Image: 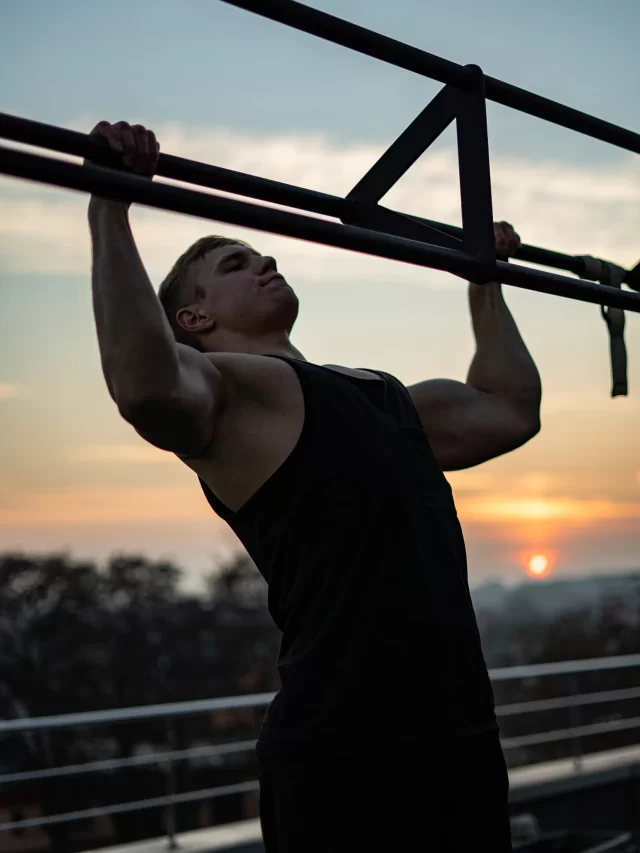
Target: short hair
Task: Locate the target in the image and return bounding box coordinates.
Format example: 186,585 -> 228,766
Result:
158,235 -> 255,350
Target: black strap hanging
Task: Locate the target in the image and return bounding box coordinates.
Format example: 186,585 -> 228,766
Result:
579,256 -> 628,397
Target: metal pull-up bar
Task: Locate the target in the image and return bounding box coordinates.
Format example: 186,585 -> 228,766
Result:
0,112 -> 638,313
221,0 -> 640,155
0,0 -> 639,318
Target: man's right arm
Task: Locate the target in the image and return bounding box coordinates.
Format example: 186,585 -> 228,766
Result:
87,121 -> 226,455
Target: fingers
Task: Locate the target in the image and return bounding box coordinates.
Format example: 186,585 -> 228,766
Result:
88,120 -> 159,177
114,121 -> 136,168
148,129 -> 160,165
90,120 -> 124,155
493,220 -> 521,259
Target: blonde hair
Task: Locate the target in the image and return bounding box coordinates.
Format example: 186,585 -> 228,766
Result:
158,235 -> 255,350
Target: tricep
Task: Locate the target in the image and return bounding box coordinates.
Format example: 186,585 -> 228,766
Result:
118,345 -> 228,457
407,378 -> 540,471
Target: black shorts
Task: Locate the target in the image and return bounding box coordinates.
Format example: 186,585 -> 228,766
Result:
257,731 -> 511,852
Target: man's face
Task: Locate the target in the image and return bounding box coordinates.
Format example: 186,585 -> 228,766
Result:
191,243 -> 299,336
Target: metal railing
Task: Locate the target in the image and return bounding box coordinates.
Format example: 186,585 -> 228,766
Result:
491,654 -> 640,766
1,653 -> 639,846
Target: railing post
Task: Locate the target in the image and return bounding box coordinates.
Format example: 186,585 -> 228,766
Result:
165,719 -> 179,850
569,675 -> 583,772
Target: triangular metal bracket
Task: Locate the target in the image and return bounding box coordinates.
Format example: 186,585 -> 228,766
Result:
342,64 -> 496,281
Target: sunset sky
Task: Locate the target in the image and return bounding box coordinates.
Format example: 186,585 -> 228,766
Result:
1,0 -> 639,591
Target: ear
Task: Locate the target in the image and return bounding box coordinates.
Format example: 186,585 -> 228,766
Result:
176,306 -> 216,335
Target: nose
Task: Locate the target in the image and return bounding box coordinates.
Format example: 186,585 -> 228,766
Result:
260,255 -> 277,274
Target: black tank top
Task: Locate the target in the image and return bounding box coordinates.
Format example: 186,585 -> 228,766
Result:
193,356 -> 497,757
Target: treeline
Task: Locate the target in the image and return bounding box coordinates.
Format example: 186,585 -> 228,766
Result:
0,550 -> 281,852
1,551 -> 639,850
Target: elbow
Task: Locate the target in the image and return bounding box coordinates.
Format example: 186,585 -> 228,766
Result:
116,388 -> 175,425
113,377 -> 182,423
523,396 -> 542,439
116,395 -> 154,426
512,388 -> 542,442
116,392 -> 178,427
516,412 -> 541,445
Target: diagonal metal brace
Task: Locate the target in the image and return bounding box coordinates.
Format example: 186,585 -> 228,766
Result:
346,84 -> 461,205
343,66 -> 496,281
342,201 -> 462,251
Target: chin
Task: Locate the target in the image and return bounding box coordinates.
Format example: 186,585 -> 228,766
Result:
274,287 -> 299,318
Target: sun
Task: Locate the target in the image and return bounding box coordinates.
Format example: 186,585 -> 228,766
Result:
527,554 -> 550,578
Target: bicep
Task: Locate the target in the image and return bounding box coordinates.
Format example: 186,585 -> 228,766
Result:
120,344 -> 227,456
407,378 -> 536,471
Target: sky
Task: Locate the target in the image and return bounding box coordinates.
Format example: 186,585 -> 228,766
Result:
1,0 -> 639,591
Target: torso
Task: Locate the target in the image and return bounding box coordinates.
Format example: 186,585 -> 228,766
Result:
175,352 -> 382,513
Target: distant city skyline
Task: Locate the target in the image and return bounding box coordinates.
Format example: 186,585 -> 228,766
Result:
1,0 -> 639,590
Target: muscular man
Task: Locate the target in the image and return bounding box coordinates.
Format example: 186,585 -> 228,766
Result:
88,120 -> 541,852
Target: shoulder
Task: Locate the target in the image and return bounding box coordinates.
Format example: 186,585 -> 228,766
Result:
205,351 -> 302,409
323,364 -> 383,381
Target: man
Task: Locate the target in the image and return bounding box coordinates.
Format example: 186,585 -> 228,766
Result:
88,120 -> 541,851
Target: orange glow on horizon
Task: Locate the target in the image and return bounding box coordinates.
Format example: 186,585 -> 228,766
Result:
457,496 -> 640,523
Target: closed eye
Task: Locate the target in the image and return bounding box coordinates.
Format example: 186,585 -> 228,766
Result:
221,249 -> 251,273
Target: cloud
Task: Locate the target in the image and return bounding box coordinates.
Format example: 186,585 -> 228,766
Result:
1,121 -> 639,286
0,383 -> 25,400
0,485 -> 223,526
67,443 -> 175,464
457,496 -> 640,524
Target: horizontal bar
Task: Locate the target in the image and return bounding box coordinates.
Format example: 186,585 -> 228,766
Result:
3,730 -> 637,833
0,111 -> 345,219
0,739 -> 257,785
484,75 -> 640,156
1,654 -> 638,736
2,146 -> 639,312
1,111 -> 637,289
491,653 -> 640,682
343,205 -> 462,251
497,686 -> 640,717
498,262 -> 638,307
219,0 -> 640,155
221,0 -> 468,88
9,684 -> 640,782
0,692 -> 273,735
0,780 -> 259,833
0,144 -> 482,271
416,216 -> 639,292
501,714 -> 640,750
5,688 -> 637,785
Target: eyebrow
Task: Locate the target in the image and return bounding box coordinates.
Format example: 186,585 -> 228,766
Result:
216,247 -> 258,271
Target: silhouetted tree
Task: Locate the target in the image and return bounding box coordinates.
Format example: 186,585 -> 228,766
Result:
0,549 -> 280,850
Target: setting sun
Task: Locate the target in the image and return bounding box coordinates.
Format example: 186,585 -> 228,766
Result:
527,554 -> 550,578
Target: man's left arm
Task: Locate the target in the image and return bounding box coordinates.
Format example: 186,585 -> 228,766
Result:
407,222 -> 542,471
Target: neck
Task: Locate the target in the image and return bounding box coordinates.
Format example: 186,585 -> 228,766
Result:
203,330 -> 306,361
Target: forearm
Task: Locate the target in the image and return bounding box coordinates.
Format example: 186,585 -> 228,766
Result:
466,281 -> 541,421
88,198 -> 180,409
